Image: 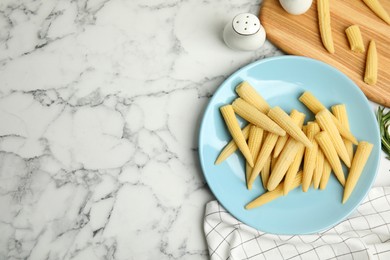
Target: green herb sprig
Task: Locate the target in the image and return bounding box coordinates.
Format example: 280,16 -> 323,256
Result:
377,107 -> 390,159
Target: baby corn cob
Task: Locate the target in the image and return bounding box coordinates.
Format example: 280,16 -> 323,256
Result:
343,141 -> 373,203
313,149 -> 324,189
284,126 -> 306,195
345,25 -> 365,53
232,98 -> 286,136
245,126 -> 264,188
249,133 -> 279,189
316,131 -> 345,186
302,122 -> 320,192
320,158 -> 332,190
268,106 -> 312,148
215,124 -> 251,165
245,172 -> 303,210
299,92 -> 358,145
331,104 -> 354,162
364,40 -> 378,85
317,0 -> 335,53
220,105 -> 253,167
316,109 -> 351,167
274,109 -> 306,158
284,143 -> 305,195
235,81 -> 270,114
267,138 -> 300,191
268,111 -> 305,191
362,0 -> 390,25
299,91 -> 326,114
261,155 -> 272,189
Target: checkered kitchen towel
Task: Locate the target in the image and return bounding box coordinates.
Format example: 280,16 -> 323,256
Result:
204,187 -> 390,260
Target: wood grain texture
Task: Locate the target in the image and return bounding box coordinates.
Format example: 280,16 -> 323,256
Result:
260,0 -> 390,107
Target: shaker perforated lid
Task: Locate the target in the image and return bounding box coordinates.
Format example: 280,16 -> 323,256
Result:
232,13 -> 260,35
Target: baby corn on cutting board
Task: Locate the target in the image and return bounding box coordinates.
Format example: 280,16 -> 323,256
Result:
260,0 -> 390,107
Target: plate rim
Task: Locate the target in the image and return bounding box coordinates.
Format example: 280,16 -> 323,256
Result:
198,55 -> 381,235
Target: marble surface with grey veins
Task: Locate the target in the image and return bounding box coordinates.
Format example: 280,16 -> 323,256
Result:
0,0 -> 389,259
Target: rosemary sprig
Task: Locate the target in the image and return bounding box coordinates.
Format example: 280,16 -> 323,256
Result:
377,107 -> 390,159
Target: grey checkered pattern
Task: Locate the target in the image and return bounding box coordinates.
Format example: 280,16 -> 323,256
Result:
204,187 -> 390,260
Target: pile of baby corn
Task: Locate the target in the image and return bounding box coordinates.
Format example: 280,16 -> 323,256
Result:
215,81 -> 374,210
317,0 -> 389,85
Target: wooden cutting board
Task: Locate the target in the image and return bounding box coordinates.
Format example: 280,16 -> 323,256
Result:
260,0 -> 390,107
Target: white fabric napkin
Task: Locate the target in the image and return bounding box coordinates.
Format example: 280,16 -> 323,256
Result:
204,187 -> 390,260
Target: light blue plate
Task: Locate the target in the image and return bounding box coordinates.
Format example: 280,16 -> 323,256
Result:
198,56 -> 380,235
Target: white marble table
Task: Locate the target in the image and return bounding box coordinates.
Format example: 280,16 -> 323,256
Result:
0,0 -> 389,259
